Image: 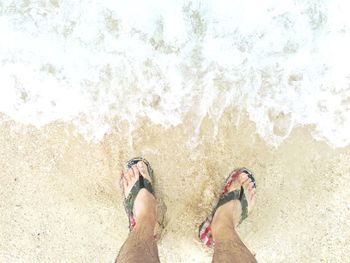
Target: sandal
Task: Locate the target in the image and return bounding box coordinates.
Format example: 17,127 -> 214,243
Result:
198,167 -> 256,248
122,157 -> 155,231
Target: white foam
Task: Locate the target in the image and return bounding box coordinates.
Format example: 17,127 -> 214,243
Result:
0,0 -> 349,147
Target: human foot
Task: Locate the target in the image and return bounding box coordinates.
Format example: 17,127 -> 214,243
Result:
211,171 -> 256,238
198,168 -> 257,247
121,160 -> 156,229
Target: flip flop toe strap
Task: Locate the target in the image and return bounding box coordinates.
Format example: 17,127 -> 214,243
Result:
239,172 -> 257,223
139,175 -> 154,195
199,169 -> 257,248
216,189 -> 241,209
239,189 -> 249,224
216,186 -> 249,225
124,176 -> 154,230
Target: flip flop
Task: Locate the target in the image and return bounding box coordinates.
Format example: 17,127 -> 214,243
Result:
198,167 -> 256,248
122,157 -> 155,232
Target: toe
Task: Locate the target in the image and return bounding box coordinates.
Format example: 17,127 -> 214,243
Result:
248,181 -> 254,190
250,188 -> 257,195
250,193 -> 257,205
137,161 -> 152,182
120,172 -> 129,197
242,177 -> 257,213
131,165 -> 140,180
137,161 -> 145,173
119,171 -> 124,183
248,187 -> 256,201
124,169 -> 132,182
239,173 -> 248,184
243,178 -> 250,190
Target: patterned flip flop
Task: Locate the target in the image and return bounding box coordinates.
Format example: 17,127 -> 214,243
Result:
198,168 -> 256,248
122,157 -> 155,231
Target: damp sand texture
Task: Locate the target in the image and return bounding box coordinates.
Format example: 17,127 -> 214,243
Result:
0,112 -> 349,262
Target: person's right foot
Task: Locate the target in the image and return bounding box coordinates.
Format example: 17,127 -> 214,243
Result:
211,172 -> 256,238
121,161 -> 156,226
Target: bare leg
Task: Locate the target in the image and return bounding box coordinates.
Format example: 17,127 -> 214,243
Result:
211,174 -> 257,263
116,162 -> 160,263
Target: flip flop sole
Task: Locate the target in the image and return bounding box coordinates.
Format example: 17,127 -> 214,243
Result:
123,157 -> 155,231
198,168 -> 256,248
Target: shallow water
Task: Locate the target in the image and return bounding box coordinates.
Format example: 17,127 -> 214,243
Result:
1,0 -> 350,146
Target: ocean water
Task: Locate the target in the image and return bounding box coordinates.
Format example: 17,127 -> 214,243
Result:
0,0 -> 349,147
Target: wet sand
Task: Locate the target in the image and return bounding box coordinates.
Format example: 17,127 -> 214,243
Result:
0,108 -> 349,262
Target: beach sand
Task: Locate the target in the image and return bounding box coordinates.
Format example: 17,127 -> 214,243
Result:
0,108 -> 349,262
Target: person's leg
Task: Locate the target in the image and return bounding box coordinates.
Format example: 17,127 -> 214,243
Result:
116,161 -> 160,263
211,174 -> 257,263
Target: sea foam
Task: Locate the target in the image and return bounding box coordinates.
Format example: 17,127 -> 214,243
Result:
0,0 -> 349,147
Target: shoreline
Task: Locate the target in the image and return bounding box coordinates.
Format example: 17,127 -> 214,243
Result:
0,109 -> 349,262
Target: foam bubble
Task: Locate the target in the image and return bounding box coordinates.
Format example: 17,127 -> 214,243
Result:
0,0 -> 349,146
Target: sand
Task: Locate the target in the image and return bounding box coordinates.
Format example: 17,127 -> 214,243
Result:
0,108 -> 349,262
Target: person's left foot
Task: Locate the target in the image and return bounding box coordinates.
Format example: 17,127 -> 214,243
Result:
121,161 -> 157,225
211,171 -> 256,238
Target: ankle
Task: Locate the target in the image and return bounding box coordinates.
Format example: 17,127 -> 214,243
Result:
134,212 -> 156,232
213,217 -> 242,244
211,201 -> 241,240
212,217 -> 234,238
212,205 -> 233,228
